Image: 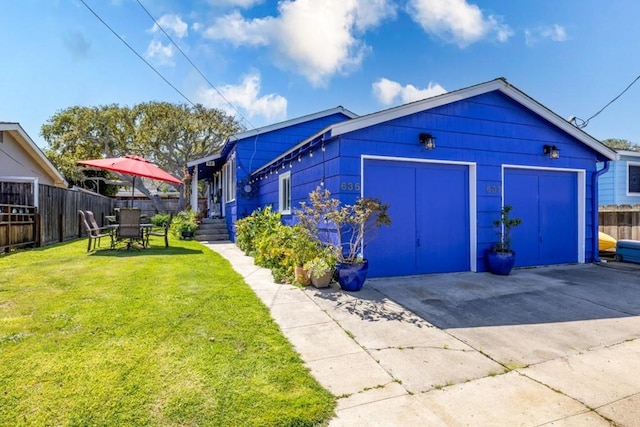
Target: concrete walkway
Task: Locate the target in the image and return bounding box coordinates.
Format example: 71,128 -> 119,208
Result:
202,242 -> 640,426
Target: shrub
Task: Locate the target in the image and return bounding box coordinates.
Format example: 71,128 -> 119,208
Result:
150,213 -> 171,227
169,210 -> 199,237
235,206 -> 281,256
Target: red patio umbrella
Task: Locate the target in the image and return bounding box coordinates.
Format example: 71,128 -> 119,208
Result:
78,155 -> 182,206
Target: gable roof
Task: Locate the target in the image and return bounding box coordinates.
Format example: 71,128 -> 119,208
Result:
328,78 -> 615,159
0,122 -> 68,187
228,106 -> 358,143
187,106 -> 358,169
252,78 -> 616,176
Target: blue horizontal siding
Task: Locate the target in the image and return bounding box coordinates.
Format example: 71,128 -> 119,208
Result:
334,91 -> 601,269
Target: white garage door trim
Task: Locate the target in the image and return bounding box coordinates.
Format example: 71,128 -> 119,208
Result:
361,155 -> 478,272
502,164 -> 586,264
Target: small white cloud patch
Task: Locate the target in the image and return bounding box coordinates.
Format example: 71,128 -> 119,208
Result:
407,0 -> 512,47
525,24 -> 567,46
373,78 -> 447,105
196,71 -> 288,122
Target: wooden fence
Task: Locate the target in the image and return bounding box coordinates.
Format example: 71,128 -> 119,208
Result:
0,204 -> 38,252
599,205 -> 640,240
39,185 -> 115,246
0,181 -> 115,249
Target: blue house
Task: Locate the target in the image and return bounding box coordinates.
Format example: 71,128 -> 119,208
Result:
187,107 -> 358,237
189,78 -> 616,277
598,150 -> 640,206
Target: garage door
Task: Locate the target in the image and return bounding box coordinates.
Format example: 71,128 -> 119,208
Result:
363,159 -> 470,277
504,168 -> 578,267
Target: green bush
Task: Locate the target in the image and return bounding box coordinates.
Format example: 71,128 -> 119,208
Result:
235,206 -> 282,256
237,209 -> 322,284
150,212 -> 171,227
170,210 -> 199,237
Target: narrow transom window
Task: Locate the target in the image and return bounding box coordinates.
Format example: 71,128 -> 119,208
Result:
279,171 -> 291,214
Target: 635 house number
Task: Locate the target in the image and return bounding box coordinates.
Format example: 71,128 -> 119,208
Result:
341,182 -> 361,191
486,185 -> 502,194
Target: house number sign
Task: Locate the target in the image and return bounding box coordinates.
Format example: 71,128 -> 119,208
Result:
486,185 -> 501,194
341,182 -> 361,191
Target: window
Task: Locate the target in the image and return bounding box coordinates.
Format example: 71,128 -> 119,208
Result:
279,171 -> 291,214
628,163 -> 640,195
222,155 -> 236,202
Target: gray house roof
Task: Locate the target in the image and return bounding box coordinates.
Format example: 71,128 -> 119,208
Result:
0,122 -> 68,187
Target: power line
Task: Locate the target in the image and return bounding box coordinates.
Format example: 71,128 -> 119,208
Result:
134,0 -> 256,130
78,0 -> 197,107
578,73 -> 640,129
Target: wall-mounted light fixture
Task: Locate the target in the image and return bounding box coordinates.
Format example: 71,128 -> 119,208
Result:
419,132 -> 436,150
543,144 -> 560,159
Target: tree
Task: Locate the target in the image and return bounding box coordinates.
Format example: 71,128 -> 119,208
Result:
42,102 -> 243,212
601,138 -> 640,152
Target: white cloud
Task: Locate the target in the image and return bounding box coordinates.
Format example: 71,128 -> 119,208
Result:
150,14 -> 189,38
206,0 -> 263,8
202,0 -> 397,86
196,71 -> 287,122
525,24 -> 567,46
145,40 -> 175,66
406,0 -> 512,47
373,78 -> 447,105
204,10 -> 273,46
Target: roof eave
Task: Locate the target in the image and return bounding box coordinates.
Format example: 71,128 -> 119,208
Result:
0,123 -> 69,187
328,78 -> 616,161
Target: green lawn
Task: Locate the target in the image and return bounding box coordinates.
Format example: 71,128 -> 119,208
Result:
0,238 -> 334,426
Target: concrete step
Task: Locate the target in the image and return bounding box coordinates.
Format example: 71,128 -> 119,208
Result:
196,218 -> 229,241
195,233 -> 230,241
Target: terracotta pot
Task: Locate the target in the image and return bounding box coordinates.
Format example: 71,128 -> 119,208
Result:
294,266 -> 311,286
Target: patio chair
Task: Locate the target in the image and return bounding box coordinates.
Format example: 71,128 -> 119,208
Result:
116,208 -> 143,250
86,211 -> 113,236
145,213 -> 173,249
78,210 -> 114,252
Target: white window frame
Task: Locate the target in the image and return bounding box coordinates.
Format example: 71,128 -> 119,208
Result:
279,171 -> 291,214
223,155 -> 236,203
627,161 -> 640,196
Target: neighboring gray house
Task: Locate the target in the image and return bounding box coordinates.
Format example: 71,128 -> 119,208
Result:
0,122 -> 67,207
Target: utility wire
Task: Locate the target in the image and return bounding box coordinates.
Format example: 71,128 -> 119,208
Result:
579,73 -> 640,129
78,0 -> 197,107
135,0 -> 256,130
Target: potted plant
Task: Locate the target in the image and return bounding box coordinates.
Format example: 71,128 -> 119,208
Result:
296,187 -> 391,291
486,205 -> 522,275
170,209 -> 199,240
303,248 -> 337,288
289,226 -> 320,286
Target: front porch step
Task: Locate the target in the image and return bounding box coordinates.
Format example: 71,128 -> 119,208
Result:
195,218 -> 229,241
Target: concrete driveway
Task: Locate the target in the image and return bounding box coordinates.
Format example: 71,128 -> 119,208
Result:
206,242 -> 640,426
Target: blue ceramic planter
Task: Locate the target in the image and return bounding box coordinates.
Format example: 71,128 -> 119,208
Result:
336,260 -> 369,291
486,250 -> 516,275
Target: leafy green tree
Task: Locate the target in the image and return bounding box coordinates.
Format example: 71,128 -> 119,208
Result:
601,138 -> 640,152
42,102 -> 243,211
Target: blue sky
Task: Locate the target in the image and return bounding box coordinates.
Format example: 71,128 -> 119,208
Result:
2,0 -> 639,149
